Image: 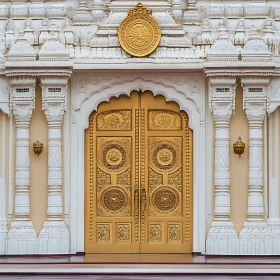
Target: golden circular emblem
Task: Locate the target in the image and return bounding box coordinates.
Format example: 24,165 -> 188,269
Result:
118,3 -> 161,57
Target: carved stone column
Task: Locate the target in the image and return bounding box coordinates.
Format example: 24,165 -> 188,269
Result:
0,178 -> 7,254
7,77 -> 37,255
239,77 -> 272,254
206,77 -> 239,254
268,110 -> 280,254
0,112 -> 8,254
38,77 -> 70,254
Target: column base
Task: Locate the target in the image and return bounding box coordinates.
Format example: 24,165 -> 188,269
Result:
0,222 -> 8,254
239,222 -> 272,254
6,221 -> 37,255
206,221 -> 239,254
268,222 -> 280,254
38,221 -> 70,254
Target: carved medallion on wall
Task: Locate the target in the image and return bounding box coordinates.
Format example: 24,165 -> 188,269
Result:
118,3 -> 161,57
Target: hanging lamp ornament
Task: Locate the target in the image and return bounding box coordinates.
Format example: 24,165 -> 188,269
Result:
118,3 -> 161,57
233,136 -> 245,158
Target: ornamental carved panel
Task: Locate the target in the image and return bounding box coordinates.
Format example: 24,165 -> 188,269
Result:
85,91 -> 193,254
97,110 -> 132,131
148,137 -> 182,217
148,110 -> 182,131
97,137 -> 132,217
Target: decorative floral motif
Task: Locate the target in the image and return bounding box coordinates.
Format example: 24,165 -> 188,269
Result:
152,186 -> 179,212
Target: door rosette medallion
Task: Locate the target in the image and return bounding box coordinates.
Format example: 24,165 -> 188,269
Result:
97,138 -> 131,173
152,186 -> 179,213
101,186 -> 128,214
118,3 -> 161,57
150,141 -> 180,173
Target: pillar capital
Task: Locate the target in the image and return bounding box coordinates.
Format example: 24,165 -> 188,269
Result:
208,77 -> 237,122
241,77 -> 269,122
40,77 -> 69,124
9,76 -> 36,123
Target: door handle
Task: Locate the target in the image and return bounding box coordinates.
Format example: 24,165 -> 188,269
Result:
141,185 -> 146,218
140,185 -> 146,243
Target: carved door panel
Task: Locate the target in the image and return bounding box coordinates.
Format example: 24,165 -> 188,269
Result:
139,92 -> 193,253
85,91 -> 192,253
85,91 -> 140,253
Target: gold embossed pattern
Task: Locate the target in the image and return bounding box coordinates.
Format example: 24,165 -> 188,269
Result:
85,91 -> 192,253
118,3 -> 161,57
149,110 -> 182,131
97,110 -> 132,131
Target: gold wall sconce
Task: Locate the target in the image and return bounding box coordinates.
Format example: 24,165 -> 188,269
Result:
33,140 -> 44,157
233,136 -> 245,158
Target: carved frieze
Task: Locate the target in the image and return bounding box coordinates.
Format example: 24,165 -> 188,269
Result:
244,3 -> 269,18
0,5 -> 8,19
208,4 -> 224,19
225,4 -> 243,18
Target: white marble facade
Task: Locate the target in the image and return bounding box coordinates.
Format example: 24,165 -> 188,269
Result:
1,0 -> 280,255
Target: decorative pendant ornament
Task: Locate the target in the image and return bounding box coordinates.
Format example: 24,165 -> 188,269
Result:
118,3 -> 161,57
33,140 -> 44,157
233,136 -> 245,158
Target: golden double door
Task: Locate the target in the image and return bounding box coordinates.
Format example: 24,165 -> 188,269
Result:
85,91 -> 193,253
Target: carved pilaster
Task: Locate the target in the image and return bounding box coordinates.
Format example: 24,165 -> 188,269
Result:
0,177 -> 7,254
239,77 -> 272,254
38,77 -> 70,254
7,76 -> 37,255
206,77 -> 239,254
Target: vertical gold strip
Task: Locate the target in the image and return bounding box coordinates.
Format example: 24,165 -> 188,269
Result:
180,111 -> 192,243
135,109 -> 139,243
140,108 -> 146,243
89,113 -> 95,243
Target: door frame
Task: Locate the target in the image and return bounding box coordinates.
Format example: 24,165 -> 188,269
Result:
70,73 -> 207,254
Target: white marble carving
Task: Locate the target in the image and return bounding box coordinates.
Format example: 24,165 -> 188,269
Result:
0,0 -> 279,257
239,77 -> 272,255
38,77 -> 70,254
6,77 -> 37,255
206,77 -> 239,255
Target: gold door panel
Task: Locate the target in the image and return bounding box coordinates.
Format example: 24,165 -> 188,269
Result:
85,91 -> 193,253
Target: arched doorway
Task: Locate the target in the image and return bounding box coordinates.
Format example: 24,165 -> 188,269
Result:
84,90 -> 193,253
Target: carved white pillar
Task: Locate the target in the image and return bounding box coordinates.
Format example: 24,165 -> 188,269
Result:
239,77 -> 272,254
0,113 -> 8,254
206,77 -> 239,254
268,110 -> 280,254
38,77 -> 70,254
7,77 -> 37,255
